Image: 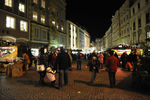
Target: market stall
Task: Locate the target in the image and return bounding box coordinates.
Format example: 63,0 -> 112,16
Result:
0,41 -> 23,77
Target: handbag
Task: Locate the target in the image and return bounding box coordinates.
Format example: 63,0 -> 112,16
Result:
37,65 -> 45,71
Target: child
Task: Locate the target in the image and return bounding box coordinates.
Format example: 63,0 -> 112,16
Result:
46,67 -> 56,86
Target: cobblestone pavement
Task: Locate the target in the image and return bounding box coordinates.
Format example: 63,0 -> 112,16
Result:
0,61 -> 150,100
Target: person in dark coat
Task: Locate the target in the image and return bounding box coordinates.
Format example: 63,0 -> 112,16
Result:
121,52 -> 128,69
28,48 -> 33,69
128,50 -> 137,71
76,51 -> 82,70
48,51 -> 53,66
38,48 -> 48,85
87,50 -> 100,84
56,47 -> 71,89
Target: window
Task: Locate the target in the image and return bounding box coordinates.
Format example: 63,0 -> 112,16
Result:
41,15 -> 45,24
133,8 -> 135,15
20,20 -> 28,32
61,26 -> 64,31
41,0 -> 45,8
138,18 -> 141,28
19,3 -> 25,13
138,3 -> 140,9
33,11 -> 38,21
33,0 -> 38,4
52,20 -> 55,25
6,16 -> 15,29
147,31 -> 150,38
56,25 -> 59,29
42,30 -> 47,40
133,22 -> 136,30
5,0 -> 12,7
145,0 -> 149,3
146,12 -> 150,24
34,28 -> 39,39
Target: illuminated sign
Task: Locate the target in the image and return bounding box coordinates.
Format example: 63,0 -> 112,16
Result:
0,46 -> 18,62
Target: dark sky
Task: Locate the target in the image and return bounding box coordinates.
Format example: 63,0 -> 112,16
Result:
66,0 -> 126,42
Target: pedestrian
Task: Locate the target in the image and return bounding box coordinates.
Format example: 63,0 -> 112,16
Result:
76,51 -> 82,70
128,50 -> 137,71
56,47 -> 71,89
105,50 -> 119,88
48,51 -> 53,66
68,49 -> 73,71
114,52 -> 119,59
52,51 -> 57,71
88,53 -> 100,84
136,54 -> 142,71
98,52 -> 104,69
38,47 -> 48,85
22,50 -> 30,72
34,56 -> 38,68
120,52 -> 128,69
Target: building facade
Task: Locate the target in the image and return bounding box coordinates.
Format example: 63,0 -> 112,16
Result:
119,0 -> 130,45
129,0 -> 150,47
111,10 -> 121,47
28,0 -> 49,50
78,28 -> 85,50
49,0 -> 67,49
84,30 -> 90,53
66,20 -> 90,52
97,0 -> 150,51
0,0 -> 29,43
66,20 -> 78,50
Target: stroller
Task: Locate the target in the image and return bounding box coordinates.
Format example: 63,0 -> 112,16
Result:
46,67 -> 56,86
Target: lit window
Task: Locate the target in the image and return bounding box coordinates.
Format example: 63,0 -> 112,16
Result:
41,15 -> 45,24
52,20 -> 55,25
147,31 -> 150,38
19,3 -> 25,13
20,20 -> 28,32
6,16 -> 15,29
56,25 -> 59,29
33,11 -> 38,21
41,0 -> 45,8
33,0 -> 38,4
5,0 -> 12,7
61,26 -> 64,31
42,30 -> 47,40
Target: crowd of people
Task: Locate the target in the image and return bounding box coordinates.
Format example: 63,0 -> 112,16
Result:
22,47 -> 143,89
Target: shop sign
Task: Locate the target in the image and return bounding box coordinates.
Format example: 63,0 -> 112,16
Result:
0,46 -> 17,62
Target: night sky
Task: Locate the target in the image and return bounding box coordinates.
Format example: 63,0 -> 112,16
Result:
66,0 -> 126,42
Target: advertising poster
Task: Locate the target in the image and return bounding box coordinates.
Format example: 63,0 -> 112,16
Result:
0,46 -> 18,62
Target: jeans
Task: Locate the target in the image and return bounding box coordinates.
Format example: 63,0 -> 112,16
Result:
39,71 -> 46,84
59,69 -> 68,88
100,63 -> 103,69
108,72 -> 116,88
90,70 -> 97,83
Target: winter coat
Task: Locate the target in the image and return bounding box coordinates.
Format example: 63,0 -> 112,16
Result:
56,51 -> 71,70
105,55 -> 119,72
23,53 -> 30,64
88,53 -> 100,72
88,59 -> 100,73
98,53 -> 104,64
38,53 -> 48,67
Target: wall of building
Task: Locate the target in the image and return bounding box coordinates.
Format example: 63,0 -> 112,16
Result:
0,0 -> 29,42
97,0 -> 150,51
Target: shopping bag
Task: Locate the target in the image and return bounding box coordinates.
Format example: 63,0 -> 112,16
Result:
37,65 -> 45,71
46,67 -> 56,82
46,73 -> 55,82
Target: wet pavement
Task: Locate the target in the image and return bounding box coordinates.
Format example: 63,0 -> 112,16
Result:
0,61 -> 150,100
